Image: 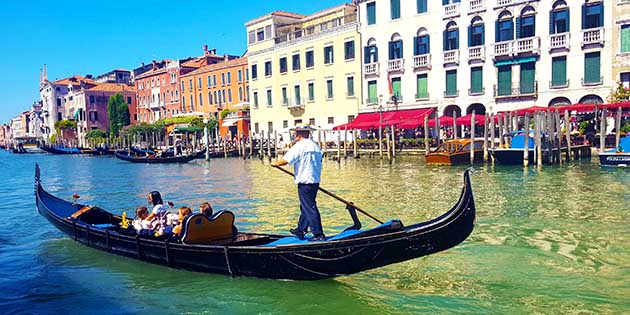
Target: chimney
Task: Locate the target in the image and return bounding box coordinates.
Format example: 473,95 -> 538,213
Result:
210,48 -> 217,55
152,60 -> 157,70
224,54 -> 229,62
203,44 -> 208,56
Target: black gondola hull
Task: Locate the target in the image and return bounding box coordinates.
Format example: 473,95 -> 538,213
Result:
114,152 -> 196,163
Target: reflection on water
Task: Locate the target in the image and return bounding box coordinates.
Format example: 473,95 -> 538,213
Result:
0,151 -> 628,314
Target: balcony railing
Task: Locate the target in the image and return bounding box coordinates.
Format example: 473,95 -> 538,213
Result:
469,0 -> 486,13
288,99 -> 305,109
515,37 -> 540,54
364,62 -> 379,76
549,33 -> 570,50
468,46 -> 485,61
493,81 -> 538,98
496,0 -> 512,6
444,3 -> 460,18
388,95 -> 403,104
493,41 -> 512,57
415,93 -> 430,101
582,28 -> 604,46
413,54 -> 431,69
444,90 -> 459,98
549,79 -> 570,89
274,13 -> 357,44
387,59 -> 404,72
468,87 -> 485,96
443,50 -> 460,64
582,77 -> 603,86
365,97 -> 378,105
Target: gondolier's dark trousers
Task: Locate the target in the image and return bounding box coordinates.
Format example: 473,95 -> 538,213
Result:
297,183 -> 323,236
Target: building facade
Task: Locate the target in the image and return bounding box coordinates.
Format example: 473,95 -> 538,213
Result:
356,0 -> 613,117
95,69 -> 131,84
180,57 -> 250,137
245,4 -> 362,136
0,124 -> 9,147
613,0 -> 630,88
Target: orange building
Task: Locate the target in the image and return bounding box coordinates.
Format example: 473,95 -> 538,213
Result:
180,57 -> 250,137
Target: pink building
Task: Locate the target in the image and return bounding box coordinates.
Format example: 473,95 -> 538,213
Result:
0,124 -> 8,147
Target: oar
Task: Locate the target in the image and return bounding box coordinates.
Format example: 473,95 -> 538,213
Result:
272,165 -> 384,224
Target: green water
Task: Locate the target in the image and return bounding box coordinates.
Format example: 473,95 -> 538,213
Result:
0,151 -> 628,314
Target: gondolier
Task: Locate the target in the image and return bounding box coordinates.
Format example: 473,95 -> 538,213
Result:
272,126 -> 325,241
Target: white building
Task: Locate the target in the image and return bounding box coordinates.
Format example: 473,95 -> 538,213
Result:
356,0 -> 613,117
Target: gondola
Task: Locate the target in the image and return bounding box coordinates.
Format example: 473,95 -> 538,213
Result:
40,145 -> 96,155
114,151 -> 196,164
34,164 -> 476,280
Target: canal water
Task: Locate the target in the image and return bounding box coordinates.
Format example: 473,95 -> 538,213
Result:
0,150 -> 627,314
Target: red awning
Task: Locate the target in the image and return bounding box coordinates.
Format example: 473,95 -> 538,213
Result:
514,106 -> 551,115
456,114 -> 485,126
333,108 -> 435,130
427,116 -> 454,127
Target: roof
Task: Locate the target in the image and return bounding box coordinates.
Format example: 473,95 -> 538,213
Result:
181,57 -> 248,77
86,83 -> 135,93
134,67 -> 168,80
52,75 -> 95,86
271,10 -> 306,19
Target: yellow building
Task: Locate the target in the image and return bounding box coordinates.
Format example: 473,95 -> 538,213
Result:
245,4 -> 361,138
613,1 -> 630,88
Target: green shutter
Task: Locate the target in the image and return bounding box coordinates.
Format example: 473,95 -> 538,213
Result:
471,67 -> 483,94
347,77 -> 355,96
584,52 -> 601,83
622,26 -> 630,53
391,0 -> 400,19
446,70 -> 457,96
520,62 -> 535,94
368,81 -> 378,102
497,65 -> 512,96
417,0 -> 427,13
392,78 -> 401,98
367,3 -> 376,25
308,83 -> 315,101
551,57 -> 567,87
417,74 -> 428,98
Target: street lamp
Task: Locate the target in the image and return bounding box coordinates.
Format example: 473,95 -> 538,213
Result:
203,117 -> 210,161
378,94 -> 384,159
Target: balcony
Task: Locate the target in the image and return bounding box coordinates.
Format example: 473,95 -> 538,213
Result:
582,77 -> 603,86
468,46 -> 485,61
496,0 -> 512,6
468,87 -> 485,96
549,33 -> 570,50
274,13 -> 357,44
493,81 -> 538,98
515,37 -> 540,54
288,99 -> 305,109
415,93 -> 430,101
549,79 -> 570,89
364,62 -> 379,76
493,41 -> 512,57
413,54 -> 431,69
469,0 -> 486,13
388,95 -> 403,104
582,28 -> 604,47
444,3 -> 460,19
443,50 -> 460,64
387,59 -> 404,72
365,97 -> 378,105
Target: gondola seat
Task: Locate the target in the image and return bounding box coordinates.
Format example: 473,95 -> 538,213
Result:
264,220 -> 404,246
180,211 -> 237,244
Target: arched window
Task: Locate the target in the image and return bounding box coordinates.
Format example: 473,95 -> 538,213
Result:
389,33 -> 403,60
443,21 -> 459,51
583,0 -> 603,30
550,1 -> 569,34
364,38 -> 379,64
199,93 -> 203,106
468,16 -> 485,47
496,11 -> 514,42
209,91 -> 213,105
518,6 -> 536,39
190,95 -> 194,112
414,28 -> 430,55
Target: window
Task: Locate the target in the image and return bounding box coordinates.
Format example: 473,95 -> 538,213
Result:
497,65 -> 512,96
246,69 -> 249,81
309,118 -> 315,126
344,41 -> 355,60
368,80 -> 378,103
182,96 -> 186,109
281,87 -> 288,105
348,115 -> 355,123
496,15 -> 514,42
280,57 -> 288,73
190,95 -> 194,111
305,51 -> 314,68
181,81 -> 185,92
221,73 -> 225,85
367,2 -> 376,25
551,56 -> 567,87
207,75 -> 212,87
444,23 -> 459,51
416,74 -> 428,99
346,76 -> 355,97
621,72 -> 630,89
324,46 -> 334,64
222,90 -> 226,104
248,31 -> 256,44
265,61 -> 272,77
294,85 -> 301,105
518,14 -> 536,39
520,62 -> 535,94
227,72 -> 232,84
294,119 -> 303,126
256,28 -> 265,41
266,89 -> 273,106
189,79 -> 193,91
127,97 -> 132,104
584,52 -> 601,84
391,77 -> 401,101
364,45 -> 379,63
199,93 -> 203,106
89,95 -> 95,104
325,79 -> 334,99
308,82 -> 315,101
292,54 -> 301,71
391,0 -> 400,20
213,75 -> 217,86
253,91 -> 259,107
254,123 -> 259,133
470,67 -> 483,94
328,117 -> 334,124
582,2 -> 603,30
389,38 -> 403,59
209,91 -> 213,105
238,70 -> 242,82
445,70 -> 457,96
550,7 -> 569,34
417,0 -> 427,14
622,25 -> 630,53
239,87 -> 243,101
414,35 -> 430,55
283,120 -> 288,129
57,112 -> 62,121
252,65 -> 258,79
227,89 -> 232,103
468,20 -> 485,47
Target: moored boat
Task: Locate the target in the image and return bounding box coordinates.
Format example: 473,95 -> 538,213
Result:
34,164 -> 476,280
41,145 -> 96,155
599,136 -> 630,167
426,139 -> 484,165
114,151 -> 196,163
490,131 -> 537,165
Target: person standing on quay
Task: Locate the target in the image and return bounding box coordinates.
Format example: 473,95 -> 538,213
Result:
272,126 -> 325,241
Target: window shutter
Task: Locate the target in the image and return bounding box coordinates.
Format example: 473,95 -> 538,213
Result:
454,29 -> 459,49
413,36 -> 419,55
532,15 -> 536,36
599,3 -> 604,28
364,47 -> 370,64
399,40 -> 403,58
468,25 -> 472,47
426,35 -> 431,54
549,11 -> 555,34
481,24 -> 485,45
566,9 -> 570,32
515,17 -> 521,39
520,62 -> 535,94
374,46 -> 379,62
389,41 -> 394,60
495,21 -> 500,42
443,30 -> 448,51
582,5 -> 587,30
442,0 -> 448,5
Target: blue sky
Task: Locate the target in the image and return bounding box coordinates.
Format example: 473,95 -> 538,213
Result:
0,0 -> 345,123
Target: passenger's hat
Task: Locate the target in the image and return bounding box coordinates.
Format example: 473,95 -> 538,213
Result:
290,125 -> 317,132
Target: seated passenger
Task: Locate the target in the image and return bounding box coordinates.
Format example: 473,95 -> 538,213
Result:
132,206 -> 154,235
172,207 -> 192,237
145,191 -> 167,224
199,202 -> 213,217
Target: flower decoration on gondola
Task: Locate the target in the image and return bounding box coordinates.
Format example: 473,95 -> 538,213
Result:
72,193 -> 80,205
120,211 -> 130,229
